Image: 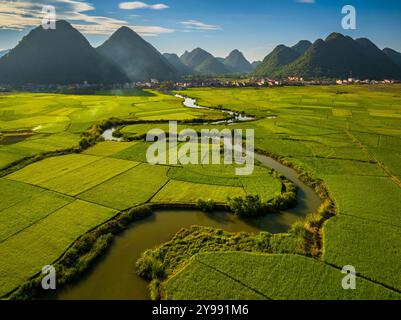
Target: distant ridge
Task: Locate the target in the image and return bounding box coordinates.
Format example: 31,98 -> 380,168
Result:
2,23 -> 401,83
253,33 -> 401,80
223,49 -> 253,73
180,48 -> 230,75
251,61 -> 262,70
0,21 -> 127,85
253,44 -> 300,77
383,48 -> 401,68
97,26 -> 178,82
292,40 -> 312,55
163,53 -> 193,76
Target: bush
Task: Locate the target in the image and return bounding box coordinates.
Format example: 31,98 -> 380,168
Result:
136,251 -> 165,280
228,195 -> 264,217
149,280 -> 161,300
197,199 -> 216,212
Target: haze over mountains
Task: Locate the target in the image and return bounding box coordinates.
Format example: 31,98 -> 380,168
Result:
97,26 -> 178,82
0,20 -> 400,85
0,50 -> 9,58
163,53 -> 192,76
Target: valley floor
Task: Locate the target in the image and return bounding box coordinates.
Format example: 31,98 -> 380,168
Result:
1,85 -> 401,299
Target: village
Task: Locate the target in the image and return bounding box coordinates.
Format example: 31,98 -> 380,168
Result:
0,76 -> 399,93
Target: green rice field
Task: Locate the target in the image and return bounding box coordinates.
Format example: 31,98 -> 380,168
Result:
1,85 -> 401,299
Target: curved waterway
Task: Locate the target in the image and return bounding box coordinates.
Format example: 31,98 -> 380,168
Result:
53,152 -> 321,300
101,128 -> 123,142
175,94 -> 255,123
54,96 -> 322,300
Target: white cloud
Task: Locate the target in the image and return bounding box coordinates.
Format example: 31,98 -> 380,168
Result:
0,0 -> 173,36
119,2 -> 169,10
179,20 -> 221,31
295,0 -> 316,3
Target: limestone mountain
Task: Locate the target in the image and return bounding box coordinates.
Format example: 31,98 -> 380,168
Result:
254,33 -> 401,80
0,20 -> 127,85
180,48 -> 230,75
223,49 -> 253,73
163,53 -> 193,76
253,44 -> 300,77
383,48 -> 401,68
292,40 -> 312,55
97,26 -> 178,82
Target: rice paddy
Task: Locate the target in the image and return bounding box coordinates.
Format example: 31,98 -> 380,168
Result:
1,84 -> 401,300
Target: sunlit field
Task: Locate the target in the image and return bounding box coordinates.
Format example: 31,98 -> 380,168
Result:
1,85 -> 401,299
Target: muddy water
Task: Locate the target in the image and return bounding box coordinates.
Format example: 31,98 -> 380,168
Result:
0,132 -> 36,145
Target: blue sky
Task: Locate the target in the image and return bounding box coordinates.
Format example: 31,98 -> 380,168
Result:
0,0 -> 400,61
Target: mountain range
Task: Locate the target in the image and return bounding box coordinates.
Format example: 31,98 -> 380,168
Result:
0,21 -> 127,85
0,21 -> 400,85
180,48 -> 229,75
223,49 -> 253,73
383,48 -> 401,68
179,48 -> 255,75
254,33 -> 401,80
163,53 -> 193,76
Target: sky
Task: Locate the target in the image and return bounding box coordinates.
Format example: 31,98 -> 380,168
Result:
0,0 -> 401,61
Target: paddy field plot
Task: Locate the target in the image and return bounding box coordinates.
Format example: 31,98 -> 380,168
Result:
168,165 -> 242,187
7,154 -> 101,185
151,180 -> 246,204
34,158 -> 138,196
0,178 -> 44,211
7,154 -> 138,196
0,190 -> 73,242
294,157 -> 386,177
0,90 -> 210,169
78,164 -> 169,210
0,200 -> 117,297
323,215 -> 401,292
164,253 -> 400,300
164,257 -> 265,300
323,174 -> 401,227
83,141 -> 137,157
168,164 -> 282,202
240,174 -> 282,202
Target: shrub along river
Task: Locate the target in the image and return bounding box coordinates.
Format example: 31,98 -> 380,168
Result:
52,96 -> 322,300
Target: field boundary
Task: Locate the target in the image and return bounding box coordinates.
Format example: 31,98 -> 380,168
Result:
195,259 -> 270,299
346,130 -> 401,189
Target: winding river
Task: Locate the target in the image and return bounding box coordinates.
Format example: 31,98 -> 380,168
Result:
53,95 -> 322,300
